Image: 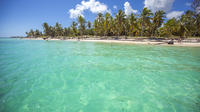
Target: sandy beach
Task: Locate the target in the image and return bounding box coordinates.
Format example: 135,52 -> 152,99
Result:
66,38 -> 200,47
22,38 -> 200,47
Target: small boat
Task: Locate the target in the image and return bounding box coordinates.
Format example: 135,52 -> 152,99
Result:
168,39 -> 174,44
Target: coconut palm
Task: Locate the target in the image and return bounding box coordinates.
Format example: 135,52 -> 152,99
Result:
139,8 -> 153,37
94,13 -> 104,36
194,14 -> 200,36
26,29 -> 35,37
63,27 -> 70,37
160,18 -> 179,37
191,0 -> 200,36
71,21 -> 78,36
55,22 -> 63,37
104,12 -> 112,36
87,21 -> 93,35
191,0 -> 200,13
128,13 -> 139,36
87,21 -> 91,29
109,16 -> 116,36
152,10 -> 165,37
179,10 -> 195,37
115,10 -> 126,36
34,29 -> 42,37
42,22 -> 51,36
49,26 -> 55,37
78,16 -> 86,36
93,19 -> 98,36
26,5 -> 200,39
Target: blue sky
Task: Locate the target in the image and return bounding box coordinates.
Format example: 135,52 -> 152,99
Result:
0,0 -> 193,37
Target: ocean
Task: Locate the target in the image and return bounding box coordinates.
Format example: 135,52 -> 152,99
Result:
0,38 -> 200,112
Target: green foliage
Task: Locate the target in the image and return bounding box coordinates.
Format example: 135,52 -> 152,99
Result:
71,21 -> 78,36
42,22 -> 51,36
160,18 -> 180,37
115,10 -> 126,36
139,8 -> 153,37
152,10 -> 165,37
26,1 -> 200,39
78,16 -> 86,36
87,21 -> 94,35
55,22 -> 63,37
26,29 -> 42,38
104,12 -> 112,36
93,13 -> 105,36
127,13 -> 139,36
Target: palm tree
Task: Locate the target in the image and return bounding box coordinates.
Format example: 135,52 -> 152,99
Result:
179,11 -> 195,37
192,0 -> 200,36
128,13 -> 139,36
26,29 -> 35,37
49,26 -> 55,37
115,10 -> 126,36
71,21 -> 78,36
26,6 -> 200,38
87,21 -> 93,35
160,18 -> 179,37
152,10 -> 165,37
194,14 -> 200,36
109,16 -> 116,36
124,17 -> 130,37
63,27 -> 70,37
34,29 -> 42,37
88,21 -> 91,29
93,19 -> 98,36
42,22 -> 51,36
55,22 -> 63,37
191,0 -> 200,13
104,12 -> 112,36
78,16 -> 86,36
139,8 -> 153,37
94,13 -> 104,36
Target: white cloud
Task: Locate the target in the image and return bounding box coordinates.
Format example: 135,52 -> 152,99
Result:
166,11 -> 184,19
124,2 -> 137,16
196,6 -> 200,14
113,5 -> 117,10
69,8 -> 84,18
69,0 -> 109,18
185,2 -> 192,7
144,0 -> 175,12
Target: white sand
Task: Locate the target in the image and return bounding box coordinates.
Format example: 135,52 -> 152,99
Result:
66,39 -> 200,47
23,38 -> 200,47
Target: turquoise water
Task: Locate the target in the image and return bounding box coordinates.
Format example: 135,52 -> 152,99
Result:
0,38 -> 200,112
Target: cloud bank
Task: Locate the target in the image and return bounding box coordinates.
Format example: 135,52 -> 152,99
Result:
69,0 -> 109,18
144,0 -> 175,12
144,0 -> 185,20
69,0 -> 186,19
166,11 -> 184,19
124,2 -> 137,16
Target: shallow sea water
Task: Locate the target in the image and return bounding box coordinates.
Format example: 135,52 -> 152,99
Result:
0,38 -> 200,112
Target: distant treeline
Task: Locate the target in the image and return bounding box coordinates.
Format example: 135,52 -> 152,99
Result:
26,0 -> 200,38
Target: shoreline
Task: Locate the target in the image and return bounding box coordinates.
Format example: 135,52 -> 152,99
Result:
22,38 -> 200,47
69,39 -> 200,47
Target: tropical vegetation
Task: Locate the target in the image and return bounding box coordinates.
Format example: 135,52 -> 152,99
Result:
26,0 -> 200,39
